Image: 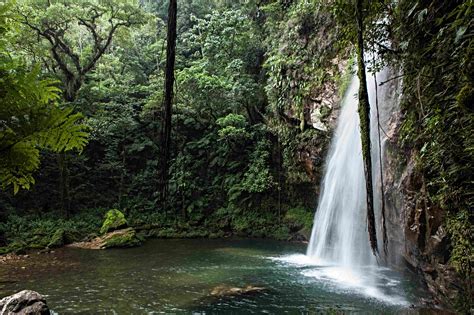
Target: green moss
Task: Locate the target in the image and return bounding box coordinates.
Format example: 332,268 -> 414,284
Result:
100,209 -> 127,234
446,209 -> 473,275
337,55 -> 355,98
102,228 -> 142,248
447,209 -> 473,312
456,83 -> 473,110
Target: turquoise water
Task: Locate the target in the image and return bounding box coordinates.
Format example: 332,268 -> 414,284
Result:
0,239 -> 430,314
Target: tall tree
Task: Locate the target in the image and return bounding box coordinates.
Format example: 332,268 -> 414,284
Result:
18,0 -> 145,102
17,0 -> 145,212
355,0 -> 377,255
160,0 -> 177,202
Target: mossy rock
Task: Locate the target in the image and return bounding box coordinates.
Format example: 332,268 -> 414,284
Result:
47,229 -> 65,248
100,209 -> 127,234
185,229 -> 209,238
101,228 -> 142,249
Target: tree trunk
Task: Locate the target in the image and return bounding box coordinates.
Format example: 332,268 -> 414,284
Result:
160,0 -> 178,203
356,0 -> 378,256
374,74 -> 388,255
57,152 -> 70,217
57,75 -> 82,212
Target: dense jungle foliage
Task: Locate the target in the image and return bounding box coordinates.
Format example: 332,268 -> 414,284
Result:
0,0 -> 472,310
0,0 -> 333,248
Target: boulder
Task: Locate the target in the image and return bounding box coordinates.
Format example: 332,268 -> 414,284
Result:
101,228 -> 141,249
0,290 -> 50,315
100,209 -> 127,234
290,227 -> 311,242
68,228 -> 142,250
210,285 -> 265,297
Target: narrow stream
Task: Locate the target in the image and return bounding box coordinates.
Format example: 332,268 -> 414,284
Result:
0,239 -> 429,314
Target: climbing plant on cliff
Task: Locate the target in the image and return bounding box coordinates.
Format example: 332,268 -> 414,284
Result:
392,0 -> 473,310
355,0 -> 377,256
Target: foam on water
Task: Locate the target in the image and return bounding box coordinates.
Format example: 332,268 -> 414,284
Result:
271,254 -> 409,306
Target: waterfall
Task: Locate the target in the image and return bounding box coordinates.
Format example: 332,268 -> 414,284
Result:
273,69 -> 409,305
306,69 -> 391,268
273,68 -> 409,306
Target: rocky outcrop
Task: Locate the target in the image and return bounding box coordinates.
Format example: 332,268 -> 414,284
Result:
0,290 -> 50,315
68,228 -> 141,250
100,209 -> 128,234
382,109 -> 467,309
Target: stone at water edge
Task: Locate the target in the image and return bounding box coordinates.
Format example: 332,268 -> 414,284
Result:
67,228 -> 142,249
100,228 -> 142,249
0,290 -> 50,315
210,285 -> 266,297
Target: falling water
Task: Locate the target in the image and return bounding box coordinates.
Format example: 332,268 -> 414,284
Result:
306,74 -> 376,266
274,69 -> 410,305
307,66 -> 395,268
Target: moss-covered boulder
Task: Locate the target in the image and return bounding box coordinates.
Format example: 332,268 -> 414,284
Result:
101,228 -> 141,249
67,228 -> 142,250
100,209 -> 127,234
47,229 -> 65,248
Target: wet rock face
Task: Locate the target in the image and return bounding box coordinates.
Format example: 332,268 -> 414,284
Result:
0,290 -> 50,315
382,114 -> 464,309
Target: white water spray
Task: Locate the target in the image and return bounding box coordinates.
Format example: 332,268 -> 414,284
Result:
306,74 -> 375,267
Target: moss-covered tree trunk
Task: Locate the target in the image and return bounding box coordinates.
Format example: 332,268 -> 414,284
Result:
160,0 -> 178,203
356,0 -> 378,256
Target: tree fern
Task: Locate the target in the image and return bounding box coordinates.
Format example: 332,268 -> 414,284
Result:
0,2 -> 89,193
